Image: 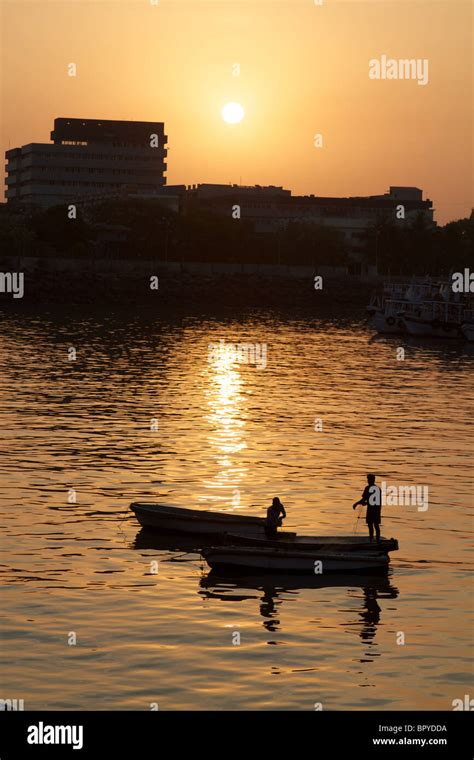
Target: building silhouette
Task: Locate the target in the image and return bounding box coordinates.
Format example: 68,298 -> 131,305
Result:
185,183 -> 434,254
4,118 -> 434,261
5,118 -> 167,207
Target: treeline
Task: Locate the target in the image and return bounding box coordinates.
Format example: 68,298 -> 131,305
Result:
1,199 -> 473,273
0,200 -> 346,266
362,213 -> 474,274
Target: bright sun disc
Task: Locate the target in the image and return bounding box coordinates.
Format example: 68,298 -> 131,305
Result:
222,102 -> 244,124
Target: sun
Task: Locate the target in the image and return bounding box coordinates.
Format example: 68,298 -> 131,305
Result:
221,102 -> 245,125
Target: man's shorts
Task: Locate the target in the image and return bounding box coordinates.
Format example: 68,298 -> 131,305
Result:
366,505 -> 381,525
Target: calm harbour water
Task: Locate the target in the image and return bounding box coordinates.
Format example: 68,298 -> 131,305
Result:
0,306 -> 473,710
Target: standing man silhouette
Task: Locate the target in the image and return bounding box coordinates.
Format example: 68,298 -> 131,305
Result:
353,473 -> 382,543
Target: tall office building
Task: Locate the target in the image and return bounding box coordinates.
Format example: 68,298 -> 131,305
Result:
5,118 -> 167,207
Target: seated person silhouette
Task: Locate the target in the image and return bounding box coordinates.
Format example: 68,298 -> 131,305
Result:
265,497 -> 286,538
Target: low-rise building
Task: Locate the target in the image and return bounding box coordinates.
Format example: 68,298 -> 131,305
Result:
185,184 -> 434,252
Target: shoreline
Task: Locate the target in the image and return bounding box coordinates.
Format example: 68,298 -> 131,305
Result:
0,261 -> 375,310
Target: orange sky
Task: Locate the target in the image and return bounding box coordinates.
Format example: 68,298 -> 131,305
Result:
1,0 -> 472,224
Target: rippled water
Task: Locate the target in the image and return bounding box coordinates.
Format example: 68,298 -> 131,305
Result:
0,306 -> 472,710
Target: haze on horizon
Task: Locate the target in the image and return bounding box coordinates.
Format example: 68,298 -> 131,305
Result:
1,0 -> 472,225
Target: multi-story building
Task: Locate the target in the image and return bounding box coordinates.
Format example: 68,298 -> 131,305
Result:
5,118 -> 167,207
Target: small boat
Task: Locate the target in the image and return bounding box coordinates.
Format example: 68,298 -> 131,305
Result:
224,532 -> 398,554
201,546 -> 390,574
130,502 -> 275,537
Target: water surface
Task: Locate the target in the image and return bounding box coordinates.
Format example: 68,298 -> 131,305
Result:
0,307 -> 472,709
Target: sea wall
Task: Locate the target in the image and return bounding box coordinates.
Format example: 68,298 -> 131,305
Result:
0,256 -> 382,309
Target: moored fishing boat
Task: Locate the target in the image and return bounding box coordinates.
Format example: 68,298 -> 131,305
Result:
372,298 -> 428,334
367,282 -> 410,334
368,279 -> 435,335
201,546 -> 390,574
372,298 -> 408,334
403,301 -> 464,338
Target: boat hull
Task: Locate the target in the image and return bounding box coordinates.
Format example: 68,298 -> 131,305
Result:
202,547 -> 390,574
404,317 -> 461,338
130,502 -> 267,536
225,532 -> 398,553
372,311 -> 406,334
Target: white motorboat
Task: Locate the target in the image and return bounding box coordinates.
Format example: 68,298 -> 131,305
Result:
403,301 -> 464,338
368,279 -> 435,334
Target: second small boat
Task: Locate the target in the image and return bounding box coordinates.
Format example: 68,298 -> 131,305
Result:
201,546 -> 390,574
224,532 -> 398,553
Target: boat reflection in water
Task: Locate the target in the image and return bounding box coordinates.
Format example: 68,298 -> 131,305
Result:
133,526 -> 223,553
133,527 -> 399,645
199,571 -> 399,644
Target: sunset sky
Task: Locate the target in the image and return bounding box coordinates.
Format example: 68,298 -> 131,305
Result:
1,0 -> 472,224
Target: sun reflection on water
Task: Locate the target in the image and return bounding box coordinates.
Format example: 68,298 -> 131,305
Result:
201,344 -> 248,510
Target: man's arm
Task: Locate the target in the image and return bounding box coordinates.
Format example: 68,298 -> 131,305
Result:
353,488 -> 368,509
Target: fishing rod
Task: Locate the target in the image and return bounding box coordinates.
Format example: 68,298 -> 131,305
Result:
353,504 -> 362,534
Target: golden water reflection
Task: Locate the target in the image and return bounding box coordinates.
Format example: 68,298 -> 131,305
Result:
200,572 -> 400,649
200,345 -> 248,510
